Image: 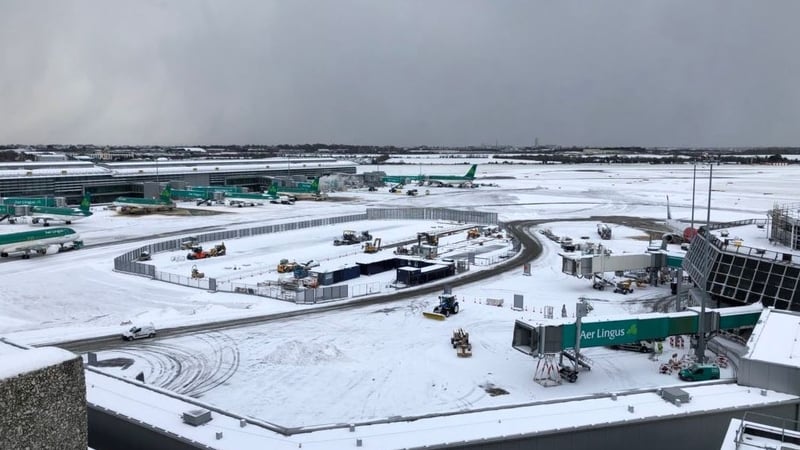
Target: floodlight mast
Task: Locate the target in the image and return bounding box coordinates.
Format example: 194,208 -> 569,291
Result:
695,163 -> 713,363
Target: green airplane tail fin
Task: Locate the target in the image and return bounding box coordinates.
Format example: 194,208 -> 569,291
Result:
267,184 -> 278,197
464,164 -> 477,179
311,177 -> 319,192
79,192 -> 91,213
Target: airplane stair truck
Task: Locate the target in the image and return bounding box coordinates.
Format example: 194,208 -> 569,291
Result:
363,238 -> 382,253
423,292 -> 460,320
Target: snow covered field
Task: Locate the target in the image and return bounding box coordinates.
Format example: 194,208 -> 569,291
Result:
1,161 -> 797,428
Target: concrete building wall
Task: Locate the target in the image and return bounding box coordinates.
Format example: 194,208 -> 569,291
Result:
0,355 -> 87,449
739,359 -> 800,396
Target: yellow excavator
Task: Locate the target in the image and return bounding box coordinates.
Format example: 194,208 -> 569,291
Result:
364,238 -> 382,253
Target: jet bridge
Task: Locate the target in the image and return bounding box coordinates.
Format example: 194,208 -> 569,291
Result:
512,304 -> 762,356
561,251 -> 666,278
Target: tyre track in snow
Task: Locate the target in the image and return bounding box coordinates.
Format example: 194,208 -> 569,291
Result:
108,331 -> 239,398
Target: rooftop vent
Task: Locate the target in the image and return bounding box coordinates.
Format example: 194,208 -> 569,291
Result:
182,409 -> 212,426
661,387 -> 691,406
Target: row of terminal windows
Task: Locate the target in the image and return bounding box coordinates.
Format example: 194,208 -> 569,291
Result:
685,235 -> 800,311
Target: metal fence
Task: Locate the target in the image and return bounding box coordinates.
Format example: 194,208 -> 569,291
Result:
153,270 -> 211,290
350,281 -> 383,298
367,207 -> 497,225
113,208 -> 498,302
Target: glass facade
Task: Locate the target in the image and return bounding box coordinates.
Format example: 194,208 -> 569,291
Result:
683,230 -> 800,311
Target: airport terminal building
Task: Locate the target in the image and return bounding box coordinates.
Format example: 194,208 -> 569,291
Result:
683,228 -> 800,312
0,158 -> 357,203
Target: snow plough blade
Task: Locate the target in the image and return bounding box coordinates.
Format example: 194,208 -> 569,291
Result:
423,311 -> 447,321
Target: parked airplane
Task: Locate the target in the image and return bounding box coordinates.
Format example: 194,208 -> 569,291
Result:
381,164 -> 478,186
30,193 -> 93,226
113,186 -> 176,213
0,227 -> 84,258
663,195 -> 698,245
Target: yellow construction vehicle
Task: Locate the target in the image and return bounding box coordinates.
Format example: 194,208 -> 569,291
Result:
451,328 -> 472,357
466,228 -> 480,239
277,258 -> 297,273
208,242 -> 226,257
364,238 -> 382,253
614,279 -> 635,295
191,265 -> 205,279
417,232 -> 439,246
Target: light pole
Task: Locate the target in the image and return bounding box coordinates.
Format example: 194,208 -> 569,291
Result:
690,164 -> 696,231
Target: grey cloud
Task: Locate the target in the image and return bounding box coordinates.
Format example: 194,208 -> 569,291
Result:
1,0 -> 799,147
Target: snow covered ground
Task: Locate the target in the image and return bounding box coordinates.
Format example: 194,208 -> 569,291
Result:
1,161 -> 797,429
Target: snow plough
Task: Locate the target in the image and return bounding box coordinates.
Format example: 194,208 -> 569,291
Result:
423,292 -> 460,320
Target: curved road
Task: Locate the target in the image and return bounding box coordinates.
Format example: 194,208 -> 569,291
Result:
56,215 -> 667,353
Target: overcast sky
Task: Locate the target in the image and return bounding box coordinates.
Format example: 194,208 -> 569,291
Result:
1,1 -> 798,147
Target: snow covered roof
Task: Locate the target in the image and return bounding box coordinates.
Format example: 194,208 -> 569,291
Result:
86,368 -> 797,450
744,308 -> 800,368
720,415 -> 800,450
0,341 -> 77,380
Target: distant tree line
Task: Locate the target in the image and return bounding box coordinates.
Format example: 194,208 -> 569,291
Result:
0,150 -> 32,162
495,153 -> 796,165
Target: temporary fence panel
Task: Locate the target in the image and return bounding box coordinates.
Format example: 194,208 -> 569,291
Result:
366,207 -> 497,225
351,282 -> 382,298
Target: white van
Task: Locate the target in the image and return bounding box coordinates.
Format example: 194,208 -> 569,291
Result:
122,324 -> 156,341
